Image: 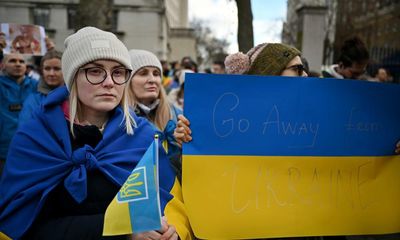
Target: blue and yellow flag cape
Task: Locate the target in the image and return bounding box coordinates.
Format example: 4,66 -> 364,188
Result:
103,136 -> 162,234
183,73 -> 400,239
0,86 -> 192,240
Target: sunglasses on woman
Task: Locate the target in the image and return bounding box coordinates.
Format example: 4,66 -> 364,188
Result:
284,64 -> 306,76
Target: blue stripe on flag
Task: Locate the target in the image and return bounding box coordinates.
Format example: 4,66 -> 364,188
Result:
184,73 -> 400,157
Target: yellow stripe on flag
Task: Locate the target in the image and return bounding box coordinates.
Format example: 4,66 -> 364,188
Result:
103,197 -> 132,236
0,232 -> 11,240
162,140 -> 168,153
182,155 -> 400,239
165,177 -> 194,240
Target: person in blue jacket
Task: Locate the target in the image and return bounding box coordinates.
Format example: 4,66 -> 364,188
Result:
0,52 -> 37,174
19,50 -> 64,125
0,27 -> 191,240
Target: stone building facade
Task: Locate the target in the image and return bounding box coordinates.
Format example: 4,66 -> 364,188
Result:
0,0 -> 196,62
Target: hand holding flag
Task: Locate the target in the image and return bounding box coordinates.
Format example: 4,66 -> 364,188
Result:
132,216 -> 179,240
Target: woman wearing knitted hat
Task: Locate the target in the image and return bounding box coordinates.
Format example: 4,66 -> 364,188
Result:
174,43 -> 308,149
0,27 -> 188,240
127,49 -> 191,181
224,43 -> 308,77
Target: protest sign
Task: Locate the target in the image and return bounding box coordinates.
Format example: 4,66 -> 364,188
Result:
0,23 -> 46,55
183,73 -> 400,239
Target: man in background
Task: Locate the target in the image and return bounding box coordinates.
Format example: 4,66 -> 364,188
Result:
0,52 -> 37,175
374,67 -> 390,83
211,60 -> 225,74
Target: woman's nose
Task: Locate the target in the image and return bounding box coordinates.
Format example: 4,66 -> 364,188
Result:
102,72 -> 115,86
148,74 -> 157,83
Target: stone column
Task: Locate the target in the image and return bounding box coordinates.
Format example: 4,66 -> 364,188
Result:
297,6 -> 327,73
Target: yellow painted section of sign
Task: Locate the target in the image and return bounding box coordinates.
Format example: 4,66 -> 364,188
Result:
182,155 -> 400,239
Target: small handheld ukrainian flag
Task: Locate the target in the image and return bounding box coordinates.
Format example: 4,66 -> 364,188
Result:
103,135 -> 162,235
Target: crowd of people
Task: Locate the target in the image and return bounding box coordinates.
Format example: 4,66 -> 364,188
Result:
0,26 -> 398,240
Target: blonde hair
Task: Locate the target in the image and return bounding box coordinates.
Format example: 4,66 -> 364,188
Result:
127,75 -> 172,131
68,74 -> 136,137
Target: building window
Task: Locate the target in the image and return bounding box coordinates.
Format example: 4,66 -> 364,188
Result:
111,10 -> 119,32
68,7 -> 77,30
32,8 -> 50,28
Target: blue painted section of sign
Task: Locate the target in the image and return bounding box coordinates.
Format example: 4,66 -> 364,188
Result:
183,73 -> 400,156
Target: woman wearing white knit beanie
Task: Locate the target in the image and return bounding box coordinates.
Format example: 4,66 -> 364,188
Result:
0,27 -> 190,240
126,49 -> 192,181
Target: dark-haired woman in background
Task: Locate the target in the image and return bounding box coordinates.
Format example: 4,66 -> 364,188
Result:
322,36 -> 369,80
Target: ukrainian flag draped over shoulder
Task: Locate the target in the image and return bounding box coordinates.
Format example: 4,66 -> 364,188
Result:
0,86 -> 192,239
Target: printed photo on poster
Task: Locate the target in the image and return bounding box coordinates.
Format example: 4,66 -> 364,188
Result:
0,23 -> 46,55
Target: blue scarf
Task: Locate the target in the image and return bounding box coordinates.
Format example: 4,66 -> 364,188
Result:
157,120 -> 181,160
0,86 -> 175,239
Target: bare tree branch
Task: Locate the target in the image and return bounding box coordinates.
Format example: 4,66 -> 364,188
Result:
235,0 -> 254,52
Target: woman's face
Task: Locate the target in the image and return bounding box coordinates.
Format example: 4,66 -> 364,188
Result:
338,61 -> 368,79
76,60 -> 127,116
130,66 -> 161,105
42,58 -> 64,88
281,56 -> 308,77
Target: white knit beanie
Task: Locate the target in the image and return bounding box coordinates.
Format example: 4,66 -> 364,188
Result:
62,26 -> 132,91
128,49 -> 162,76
